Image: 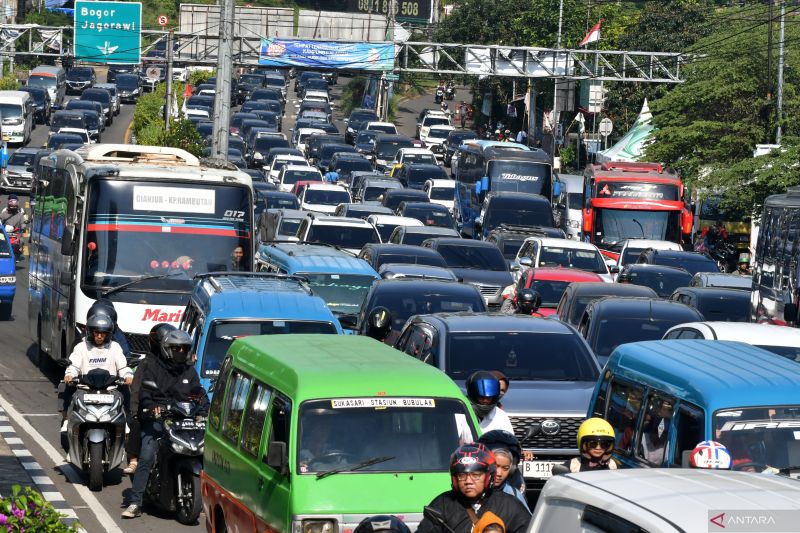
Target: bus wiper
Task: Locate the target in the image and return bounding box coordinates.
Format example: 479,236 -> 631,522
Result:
316,455 -> 395,480
632,219 -> 645,237
102,272 -> 183,297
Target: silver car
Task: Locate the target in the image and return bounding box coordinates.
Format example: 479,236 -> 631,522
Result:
2,148 -> 38,193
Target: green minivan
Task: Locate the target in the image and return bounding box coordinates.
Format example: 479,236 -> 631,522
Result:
201,334 -> 480,533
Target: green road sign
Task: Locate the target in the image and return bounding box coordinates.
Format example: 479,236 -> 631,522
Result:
385,74 -> 400,81
74,1 -> 142,64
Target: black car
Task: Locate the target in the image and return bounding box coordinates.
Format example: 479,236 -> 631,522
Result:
577,297 -> 704,365
396,201 -> 456,229
358,243 -> 448,271
555,282 -> 658,327
478,192 -> 555,240
316,143 -> 357,171
354,130 -> 379,155
356,177 -> 403,204
421,237 -> 513,309
352,279 -> 486,344
20,87 -> 51,124
47,133 -> 85,149
370,134 -> 415,171
249,136 -> 290,168
381,189 -> 430,211
49,110 -> 87,136
444,130 -> 479,167
115,73 -> 141,104
637,249 -> 719,276
327,153 -> 373,185
346,108 -> 380,144
333,203 -> 393,220
259,190 -> 301,211
305,134 -> 345,163
80,88 -> 113,125
194,121 -> 214,141
106,64 -> 137,84
669,287 -> 751,322
65,67 -> 96,94
257,208 -> 305,242
394,163 -> 448,190
616,264 -> 694,298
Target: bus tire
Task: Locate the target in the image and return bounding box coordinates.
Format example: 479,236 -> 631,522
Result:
214,507 -> 227,533
36,319 -> 50,370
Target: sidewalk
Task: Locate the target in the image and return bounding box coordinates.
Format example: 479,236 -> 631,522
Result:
0,405 -> 80,528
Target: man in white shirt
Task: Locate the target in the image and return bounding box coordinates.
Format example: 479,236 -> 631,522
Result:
466,371 -> 514,434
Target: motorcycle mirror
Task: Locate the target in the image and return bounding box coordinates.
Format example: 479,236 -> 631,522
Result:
142,380 -> 158,391
551,464 -> 570,476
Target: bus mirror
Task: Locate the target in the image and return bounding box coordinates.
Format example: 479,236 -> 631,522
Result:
61,226 -> 74,256
475,181 -> 482,194
784,303 -> 798,324
480,176 -> 489,191
553,180 -> 561,198
265,441 -> 289,475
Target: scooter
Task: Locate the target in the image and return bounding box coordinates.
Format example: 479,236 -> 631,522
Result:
435,86 -> 444,104
5,225 -> 21,261
445,82 -> 455,101
64,370 -> 127,492
708,240 -> 739,273
141,381 -> 205,525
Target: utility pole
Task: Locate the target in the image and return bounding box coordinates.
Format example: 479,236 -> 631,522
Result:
776,0 -> 785,144
551,0 -> 564,154
212,0 -> 235,158
767,0 -> 774,101
164,29 -> 174,133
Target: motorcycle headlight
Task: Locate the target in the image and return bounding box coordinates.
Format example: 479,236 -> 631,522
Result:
171,441 -> 193,454
297,519 -> 337,533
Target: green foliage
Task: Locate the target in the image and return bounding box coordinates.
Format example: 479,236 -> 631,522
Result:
161,118 -> 205,157
0,75 -> 19,90
0,485 -> 81,532
131,81 -> 204,156
558,144 -> 576,170
189,69 -> 213,87
340,76 -> 367,118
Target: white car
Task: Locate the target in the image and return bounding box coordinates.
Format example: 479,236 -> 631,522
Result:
423,179 -> 456,213
616,238 -> 683,269
513,236 -> 611,282
57,127 -> 93,144
418,111 -> 450,144
293,127 -> 325,154
184,108 -> 210,120
268,155 -> 308,183
424,125 -> 455,161
299,184 -> 352,215
388,148 -> 438,176
295,214 -> 381,255
366,214 -> 423,243
365,121 -> 398,135
303,89 -> 330,104
663,321 -> 800,360
277,164 -> 322,193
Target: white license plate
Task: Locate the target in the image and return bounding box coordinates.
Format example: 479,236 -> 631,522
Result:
83,393 -> 114,404
522,460 -> 561,479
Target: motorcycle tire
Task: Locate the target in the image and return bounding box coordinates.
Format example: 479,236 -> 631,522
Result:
175,467 -> 202,525
88,442 -> 104,491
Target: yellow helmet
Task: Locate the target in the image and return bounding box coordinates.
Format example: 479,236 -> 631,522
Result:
576,418 -> 615,449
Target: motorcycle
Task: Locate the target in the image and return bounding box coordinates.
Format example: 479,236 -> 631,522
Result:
141,381 -> 205,525
4,225 -> 20,261
63,370 -> 127,492
435,86 -> 444,104
445,82 -> 455,101
708,240 -> 739,273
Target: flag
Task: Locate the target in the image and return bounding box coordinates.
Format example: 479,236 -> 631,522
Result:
579,19 -> 602,47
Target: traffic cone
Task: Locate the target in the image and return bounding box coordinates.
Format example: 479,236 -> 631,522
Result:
184,84 -> 193,98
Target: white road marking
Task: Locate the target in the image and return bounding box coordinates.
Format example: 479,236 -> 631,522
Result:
4,437 -> 22,445
20,413 -> 61,417
0,393 -> 124,533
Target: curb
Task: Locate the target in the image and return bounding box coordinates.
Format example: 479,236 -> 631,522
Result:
0,405 -> 81,528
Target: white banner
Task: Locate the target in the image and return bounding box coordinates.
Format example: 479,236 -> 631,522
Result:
331,398 -> 436,409
132,186 -> 215,214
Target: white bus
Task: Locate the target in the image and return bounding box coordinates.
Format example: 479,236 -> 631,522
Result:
28,144 -> 254,365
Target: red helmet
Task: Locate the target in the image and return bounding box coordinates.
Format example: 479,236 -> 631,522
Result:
449,443 -> 496,491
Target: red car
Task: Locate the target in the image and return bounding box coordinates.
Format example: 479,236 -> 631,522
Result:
512,267 -> 604,317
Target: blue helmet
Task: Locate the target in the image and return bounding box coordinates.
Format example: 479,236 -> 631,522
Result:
466,371 -> 501,419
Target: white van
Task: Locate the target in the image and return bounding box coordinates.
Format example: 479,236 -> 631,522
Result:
0,91 -> 34,145
28,65 -> 66,109
555,173 -> 584,240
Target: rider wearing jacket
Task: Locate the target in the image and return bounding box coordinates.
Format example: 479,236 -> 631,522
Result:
416,444 -> 530,533
566,418 -> 618,473
0,194 -> 26,230
122,329 -> 208,519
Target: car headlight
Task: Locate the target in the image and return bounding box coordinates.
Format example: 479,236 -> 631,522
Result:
347,127 -> 354,133
254,153 -> 263,159
299,519 -> 337,533
0,276 -> 16,284
568,220 -> 580,228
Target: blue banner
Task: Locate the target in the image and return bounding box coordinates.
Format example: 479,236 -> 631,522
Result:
259,39 -> 394,71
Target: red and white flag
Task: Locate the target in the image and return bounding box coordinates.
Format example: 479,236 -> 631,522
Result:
579,19 -> 602,47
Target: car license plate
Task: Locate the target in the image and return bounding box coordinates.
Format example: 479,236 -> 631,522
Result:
2,136 -> 9,141
83,393 -> 114,404
522,460 -> 560,479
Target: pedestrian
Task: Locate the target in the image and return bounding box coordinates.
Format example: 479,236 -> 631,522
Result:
459,101 -> 468,129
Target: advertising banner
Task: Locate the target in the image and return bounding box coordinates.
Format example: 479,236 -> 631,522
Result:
259,38 -> 394,71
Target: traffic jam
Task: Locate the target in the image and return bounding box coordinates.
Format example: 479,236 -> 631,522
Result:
6,58 -> 800,533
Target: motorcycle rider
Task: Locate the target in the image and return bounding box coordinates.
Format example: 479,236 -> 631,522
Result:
59,312 -> 133,436
466,371 -> 514,433
736,254 -> 751,276
501,288 -> 542,316
354,515 -> 411,533
0,194 -> 26,230
416,443 -> 531,533
122,329 -> 208,519
86,298 -> 131,360
477,430 -> 529,511
565,418 -> 618,473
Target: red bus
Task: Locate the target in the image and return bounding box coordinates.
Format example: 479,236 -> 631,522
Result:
582,162 -> 693,260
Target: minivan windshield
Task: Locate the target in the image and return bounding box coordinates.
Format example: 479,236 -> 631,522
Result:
298,398 -> 476,474
447,331 -> 599,381
306,225 -> 379,249
298,273 -> 375,315
538,246 -> 607,274
436,244 -> 507,271
715,407 -> 800,474
8,152 -> 35,167
27,75 -> 56,89
377,140 -> 413,159
200,319 -> 337,377
51,113 -> 85,131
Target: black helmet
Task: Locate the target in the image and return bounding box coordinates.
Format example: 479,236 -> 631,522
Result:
86,312 -> 114,342
160,329 -> 192,365
367,306 -> 392,340
88,298 -> 117,325
354,516 -> 411,533
466,371 -> 501,419
149,323 -> 177,356
517,288 -> 541,315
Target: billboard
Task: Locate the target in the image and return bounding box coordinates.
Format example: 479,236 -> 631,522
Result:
259,38 -> 394,71
318,0 -> 433,24
74,0 -> 141,64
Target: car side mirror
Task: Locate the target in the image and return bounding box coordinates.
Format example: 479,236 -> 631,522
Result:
338,314 -> 358,329
610,265 -> 620,274
785,302 -> 798,324
519,257 -> 532,267
265,441 -> 289,476
510,264 -> 520,272
551,464 -> 570,476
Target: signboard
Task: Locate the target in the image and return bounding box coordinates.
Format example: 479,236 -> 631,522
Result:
596,182 -> 679,201
385,73 -> 400,81
157,14 -> 168,27
132,186 -> 216,214
259,38 -> 394,71
466,49 -> 572,78
74,1 -> 142,64
599,118 -> 613,137
339,0 -> 433,24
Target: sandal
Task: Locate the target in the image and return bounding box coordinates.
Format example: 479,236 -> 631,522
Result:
123,460 -> 138,475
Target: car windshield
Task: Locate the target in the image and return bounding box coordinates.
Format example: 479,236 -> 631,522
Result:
375,252 -> 446,269
565,192 -> 583,210
116,75 -> 138,89
405,206 -> 454,228
8,152 -> 34,166
714,407 -> 800,474
485,203 -> 553,229
372,223 -> 401,242
538,246 -> 606,274
596,209 -> 682,246
430,187 -> 454,201
278,218 -> 301,236
530,279 -> 571,307
499,238 -> 525,260
0,103 -> 22,119
265,194 -> 300,210
298,398 -> 475,475
351,112 -> 378,126
488,161 -> 551,196
447,331 -> 598,381
756,345 -> 800,362
437,245 -> 506,271
403,153 -> 437,165
335,159 -> 372,174
283,170 -> 321,185
407,170 -> 442,188
621,247 -> 647,266
653,255 -> 719,275
594,318 -> 682,356
623,269 -> 693,298
307,225 -> 379,249
27,75 -> 56,89
696,295 -> 751,322
299,273 -> 375,315
377,140 -> 413,159
403,231 -> 454,246
423,117 -> 449,127
239,74 -> 263,86
23,90 -> 45,104
0,232 -> 11,258
428,129 -> 451,140
356,131 -> 377,145
364,186 -> 397,202
369,124 -> 396,134
371,287 -> 485,330
82,180 -> 252,295
68,68 -> 92,80
200,319 -> 337,378
304,189 -> 350,206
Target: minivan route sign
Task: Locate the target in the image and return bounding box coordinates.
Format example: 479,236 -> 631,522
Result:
74,1 -> 142,64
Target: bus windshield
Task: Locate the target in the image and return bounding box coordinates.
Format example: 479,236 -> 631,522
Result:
82,180 -> 252,294
488,160 -> 551,196
594,208 -> 681,247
